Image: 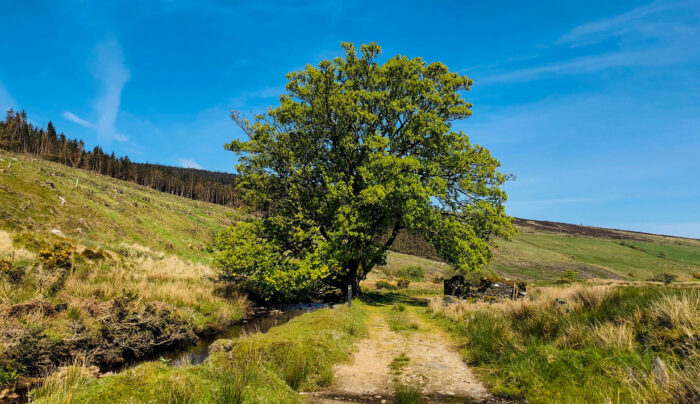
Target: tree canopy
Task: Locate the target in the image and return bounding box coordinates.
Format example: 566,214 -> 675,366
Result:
215,42 -> 514,302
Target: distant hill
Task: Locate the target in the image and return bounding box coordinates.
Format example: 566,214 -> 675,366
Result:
390,218 -> 700,282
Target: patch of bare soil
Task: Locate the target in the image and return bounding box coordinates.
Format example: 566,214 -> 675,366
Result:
307,310 -> 501,403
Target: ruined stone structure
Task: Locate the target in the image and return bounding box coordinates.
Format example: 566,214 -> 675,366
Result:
443,276 -> 526,300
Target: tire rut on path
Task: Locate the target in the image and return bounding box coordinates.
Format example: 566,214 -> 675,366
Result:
307,308 -> 497,403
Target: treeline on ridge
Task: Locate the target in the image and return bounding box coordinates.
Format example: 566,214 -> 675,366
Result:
0,109 -> 239,206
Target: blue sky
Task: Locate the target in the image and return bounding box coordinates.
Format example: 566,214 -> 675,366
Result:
1,1 -> 699,237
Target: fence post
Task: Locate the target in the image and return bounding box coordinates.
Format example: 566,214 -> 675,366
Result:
347,284 -> 352,308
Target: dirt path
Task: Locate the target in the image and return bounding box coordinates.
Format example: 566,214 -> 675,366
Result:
306,306 -> 497,403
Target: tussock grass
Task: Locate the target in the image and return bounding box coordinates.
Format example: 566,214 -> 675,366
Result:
394,383 -> 423,404
429,284 -> 700,403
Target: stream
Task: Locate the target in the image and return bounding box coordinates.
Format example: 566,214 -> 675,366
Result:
153,302 -> 330,367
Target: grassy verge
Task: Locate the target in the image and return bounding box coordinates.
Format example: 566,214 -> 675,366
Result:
427,284 -> 700,403
30,302 -> 368,403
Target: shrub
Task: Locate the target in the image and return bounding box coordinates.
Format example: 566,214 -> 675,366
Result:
650,273 -> 677,285
692,272 -> 700,280
562,270 -> 579,282
657,251 -> 666,259
0,365 -> 19,387
12,233 -> 47,252
397,266 -> 425,281
0,258 -> 25,285
396,278 -> 410,289
81,248 -> 105,260
376,280 -> 397,290
211,221 -> 331,303
38,242 -> 74,270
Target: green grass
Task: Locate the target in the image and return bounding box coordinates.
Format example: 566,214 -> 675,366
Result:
428,285 -> 700,403
388,303 -> 420,332
488,232 -> 700,281
394,383 -> 423,404
390,352 -> 411,375
31,303 -> 368,403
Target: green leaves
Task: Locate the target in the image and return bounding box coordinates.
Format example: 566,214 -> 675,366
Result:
212,221 -> 331,303
222,42 -> 514,297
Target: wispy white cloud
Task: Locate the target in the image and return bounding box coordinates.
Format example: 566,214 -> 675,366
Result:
475,1 -> 699,85
178,158 -> 203,169
0,81 -> 16,112
62,111 -> 96,128
478,50 -> 655,84
229,86 -> 286,108
61,38 -> 130,142
91,37 -> 130,143
556,1 -> 692,46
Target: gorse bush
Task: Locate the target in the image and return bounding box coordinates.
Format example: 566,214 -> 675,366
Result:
38,242 -> 74,270
0,258 -> 25,285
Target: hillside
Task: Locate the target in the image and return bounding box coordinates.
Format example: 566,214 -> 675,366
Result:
0,150 -> 236,264
0,150 -> 248,395
487,218 -> 700,282
386,215 -> 700,284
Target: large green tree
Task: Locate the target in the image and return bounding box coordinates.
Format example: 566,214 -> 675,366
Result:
219,42 -> 513,300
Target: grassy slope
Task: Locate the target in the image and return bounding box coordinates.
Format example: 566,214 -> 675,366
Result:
0,150 -> 235,264
488,227 -> 700,282
389,223 -> 700,284
0,151 -> 250,389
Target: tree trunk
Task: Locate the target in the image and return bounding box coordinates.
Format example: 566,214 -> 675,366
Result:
345,259 -> 362,298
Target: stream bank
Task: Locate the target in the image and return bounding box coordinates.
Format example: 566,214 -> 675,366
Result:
1,302 -> 330,403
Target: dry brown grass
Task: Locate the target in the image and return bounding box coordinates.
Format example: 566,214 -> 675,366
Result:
649,293 -> 700,330
592,322 -> 636,351
0,230 -> 35,261
429,284 -> 618,322
0,233 -> 248,327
